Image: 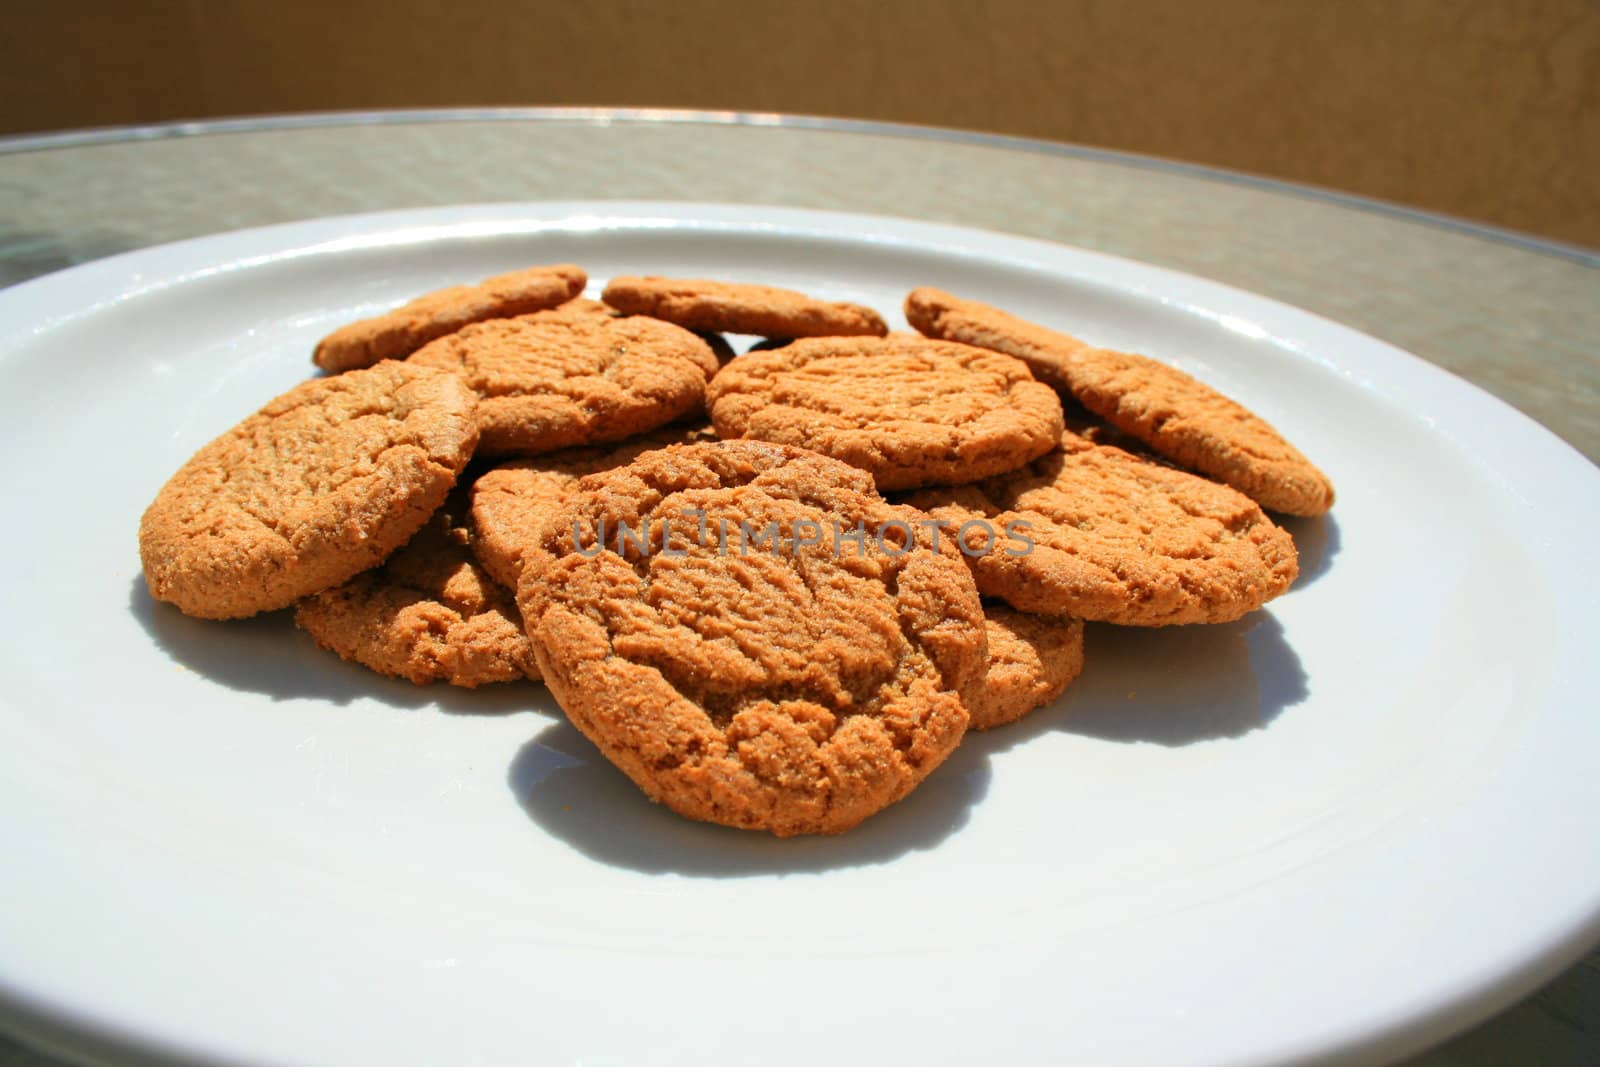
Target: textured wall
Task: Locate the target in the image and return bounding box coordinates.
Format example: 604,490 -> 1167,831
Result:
4,0 -> 1597,247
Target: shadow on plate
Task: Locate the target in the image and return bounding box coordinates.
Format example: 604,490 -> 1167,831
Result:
1280,511 -> 1341,589
505,609 -> 1307,876
1035,610 -> 1307,748
507,716 -> 992,878
131,570 -> 1307,876
126,575 -> 549,716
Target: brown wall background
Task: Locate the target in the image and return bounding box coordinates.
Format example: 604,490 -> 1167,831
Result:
5,0 -> 1598,248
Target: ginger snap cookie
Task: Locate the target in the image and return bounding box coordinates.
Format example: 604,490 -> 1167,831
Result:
518,440 -> 986,836
905,287 -> 1334,516
140,362 -> 479,620
602,276 -> 888,338
296,495 -> 539,687
705,334 -> 1064,491
904,431 -> 1299,626
961,605 -> 1085,730
548,296 -> 619,319
469,422 -> 717,589
313,264 -> 586,373
406,308 -> 720,456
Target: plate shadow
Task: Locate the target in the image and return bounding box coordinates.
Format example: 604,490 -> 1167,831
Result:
1044,611 -> 1308,748
507,716 -> 993,878
132,574 -> 1307,875
1280,511 -> 1341,589
505,609 -> 1307,876
127,575 -> 547,716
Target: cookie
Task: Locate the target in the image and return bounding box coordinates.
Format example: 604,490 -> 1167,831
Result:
313,264 -> 586,373
295,496 -> 539,687
904,432 -> 1299,626
961,605 -> 1085,729
469,422 -> 717,590
406,309 -> 720,456
140,362 -> 479,620
518,440 -> 985,836
602,276 -> 888,338
558,298 -> 736,363
705,334 -> 1064,490
905,287 -> 1334,516
548,296 -> 620,319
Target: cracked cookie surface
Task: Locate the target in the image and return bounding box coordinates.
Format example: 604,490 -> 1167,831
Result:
517,440 -> 985,836
139,361 -> 479,619
961,605 -> 1085,729
407,308 -> 719,455
905,431 -> 1298,626
906,287 -> 1333,515
469,422 -> 716,590
296,496 -> 539,686
706,334 -> 1064,490
602,275 -> 888,338
313,264 -> 586,372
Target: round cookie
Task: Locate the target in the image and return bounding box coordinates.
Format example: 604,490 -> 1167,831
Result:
904,431 -> 1299,627
905,287 -> 1334,516
518,440 -> 986,837
962,605 -> 1085,730
296,496 -> 539,687
572,295 -> 733,362
602,276 -> 888,338
139,362 -> 479,620
406,308 -> 720,456
546,296 -> 619,319
469,422 -> 717,590
705,334 -> 1064,491
313,264 -> 586,373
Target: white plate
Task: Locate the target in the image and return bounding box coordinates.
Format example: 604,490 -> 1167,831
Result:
1,203 -> 1597,1067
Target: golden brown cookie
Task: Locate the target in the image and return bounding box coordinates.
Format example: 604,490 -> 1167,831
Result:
961,605 -> 1085,729
313,264 -> 586,373
905,287 -> 1334,516
602,276 -> 888,338
518,440 -> 985,837
406,309 -> 719,456
295,496 -> 539,687
562,297 -> 735,362
469,422 -> 717,590
547,296 -> 620,319
705,334 -> 1064,491
139,362 -> 479,620
904,432 -> 1299,626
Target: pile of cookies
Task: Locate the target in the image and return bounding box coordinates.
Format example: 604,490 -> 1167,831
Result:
139,264 -> 1331,837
